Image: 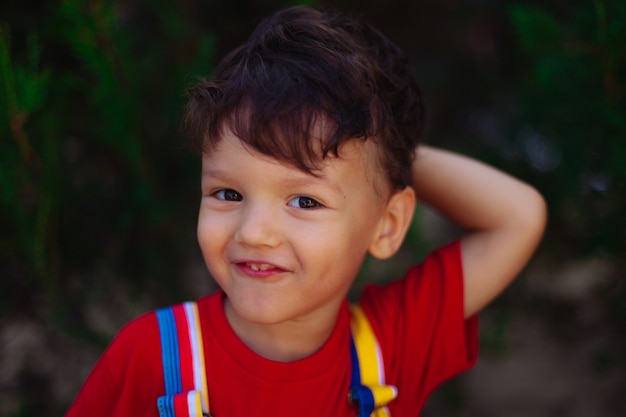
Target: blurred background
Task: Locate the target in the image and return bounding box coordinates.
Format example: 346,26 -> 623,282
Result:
1,0 -> 625,415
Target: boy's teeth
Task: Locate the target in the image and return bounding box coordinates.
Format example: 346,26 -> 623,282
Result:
247,263 -> 273,271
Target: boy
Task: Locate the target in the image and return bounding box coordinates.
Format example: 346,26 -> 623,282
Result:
66,5 -> 546,417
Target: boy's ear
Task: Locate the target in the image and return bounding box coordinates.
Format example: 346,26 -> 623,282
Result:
368,186 -> 416,260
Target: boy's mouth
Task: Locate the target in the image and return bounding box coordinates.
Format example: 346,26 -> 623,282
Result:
233,260 -> 288,278
245,262 -> 274,271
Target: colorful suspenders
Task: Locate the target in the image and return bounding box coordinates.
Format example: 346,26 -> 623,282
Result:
156,302 -> 397,417
348,305 -> 398,417
156,302 -> 209,417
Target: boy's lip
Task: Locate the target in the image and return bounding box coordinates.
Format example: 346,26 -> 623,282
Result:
231,259 -> 289,278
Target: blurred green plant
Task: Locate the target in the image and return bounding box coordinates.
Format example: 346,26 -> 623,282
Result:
1,0 -> 215,333
506,0 -> 626,365
1,25 -> 53,289
508,0 -> 625,256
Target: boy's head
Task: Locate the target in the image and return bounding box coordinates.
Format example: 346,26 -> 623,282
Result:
184,5 -> 424,194
192,6 -> 421,330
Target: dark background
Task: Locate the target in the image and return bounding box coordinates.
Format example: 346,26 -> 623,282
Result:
1,0 -> 625,415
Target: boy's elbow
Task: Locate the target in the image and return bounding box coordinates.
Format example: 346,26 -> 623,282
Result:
516,185 -> 548,245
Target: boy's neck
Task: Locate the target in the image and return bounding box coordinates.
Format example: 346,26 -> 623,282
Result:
223,298 -> 343,362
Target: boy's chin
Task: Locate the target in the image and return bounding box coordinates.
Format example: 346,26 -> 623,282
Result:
224,295 -> 292,326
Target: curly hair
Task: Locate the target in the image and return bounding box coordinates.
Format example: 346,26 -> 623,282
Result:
184,5 -> 424,191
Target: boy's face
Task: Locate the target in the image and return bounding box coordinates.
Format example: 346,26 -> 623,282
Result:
197,128 -> 391,327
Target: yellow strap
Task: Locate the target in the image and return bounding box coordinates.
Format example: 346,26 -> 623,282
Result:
350,305 -> 398,416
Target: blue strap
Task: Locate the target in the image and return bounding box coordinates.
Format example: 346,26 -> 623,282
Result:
156,307 -> 182,396
157,395 -> 175,417
349,336 -> 361,388
349,335 -> 376,417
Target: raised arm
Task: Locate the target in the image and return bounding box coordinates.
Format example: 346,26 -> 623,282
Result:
412,146 -> 547,317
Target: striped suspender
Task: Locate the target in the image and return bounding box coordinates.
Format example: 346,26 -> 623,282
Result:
348,305 -> 398,417
156,302 -> 210,417
156,303 -> 397,417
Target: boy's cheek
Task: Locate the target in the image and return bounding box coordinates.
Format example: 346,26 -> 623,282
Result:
197,216 -> 223,255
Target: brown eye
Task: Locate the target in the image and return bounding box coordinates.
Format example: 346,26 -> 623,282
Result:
288,196 -> 321,209
214,189 -> 243,201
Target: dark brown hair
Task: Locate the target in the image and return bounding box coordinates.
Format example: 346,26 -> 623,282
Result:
184,6 -> 424,191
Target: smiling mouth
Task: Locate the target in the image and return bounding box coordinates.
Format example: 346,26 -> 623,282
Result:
246,262 -> 275,271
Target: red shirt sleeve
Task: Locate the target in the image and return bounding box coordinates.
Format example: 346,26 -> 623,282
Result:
359,240 -> 478,415
65,312 -> 165,417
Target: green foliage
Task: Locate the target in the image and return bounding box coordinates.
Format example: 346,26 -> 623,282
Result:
1,0 -> 214,322
505,0 -> 626,377
509,5 -> 562,55
1,24 -> 55,298
507,1 -> 626,256
1,1 -> 218,411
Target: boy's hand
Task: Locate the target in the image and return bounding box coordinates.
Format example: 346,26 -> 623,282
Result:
411,146 -> 547,317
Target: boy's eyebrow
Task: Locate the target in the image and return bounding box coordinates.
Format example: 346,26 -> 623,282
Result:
201,168 -> 227,181
202,168 -> 343,194
280,174 -> 343,194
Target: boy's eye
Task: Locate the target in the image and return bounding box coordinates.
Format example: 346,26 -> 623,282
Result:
213,189 -> 242,201
288,196 -> 321,209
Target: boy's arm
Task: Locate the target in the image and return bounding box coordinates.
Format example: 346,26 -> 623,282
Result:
412,146 -> 547,318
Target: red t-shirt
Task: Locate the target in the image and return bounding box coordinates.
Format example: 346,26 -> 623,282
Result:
66,241 -> 477,416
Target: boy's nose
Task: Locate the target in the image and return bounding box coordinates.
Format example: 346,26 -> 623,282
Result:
234,204 -> 281,248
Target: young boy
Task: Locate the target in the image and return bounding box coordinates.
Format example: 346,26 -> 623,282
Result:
66,6 -> 546,417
